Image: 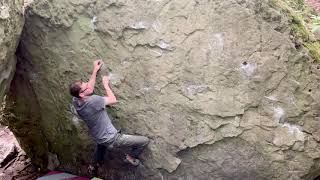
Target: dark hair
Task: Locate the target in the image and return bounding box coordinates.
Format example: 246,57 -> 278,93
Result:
69,81 -> 81,98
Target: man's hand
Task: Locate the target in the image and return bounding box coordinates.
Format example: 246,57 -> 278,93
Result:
102,75 -> 117,105
93,60 -> 103,72
102,75 -> 109,86
84,60 -> 103,95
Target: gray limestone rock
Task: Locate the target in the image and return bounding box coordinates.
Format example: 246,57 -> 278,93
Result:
7,0 -> 320,179
0,0 -> 24,103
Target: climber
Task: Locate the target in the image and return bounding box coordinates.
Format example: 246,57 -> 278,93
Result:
69,60 -> 149,174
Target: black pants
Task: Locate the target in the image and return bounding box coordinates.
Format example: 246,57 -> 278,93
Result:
93,144 -> 107,165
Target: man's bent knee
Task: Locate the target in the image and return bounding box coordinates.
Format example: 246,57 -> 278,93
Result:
133,135 -> 149,147
141,136 -> 149,147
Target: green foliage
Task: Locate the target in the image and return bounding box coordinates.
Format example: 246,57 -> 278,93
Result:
286,0 -> 306,10
273,0 -> 320,62
291,15 -> 309,40
304,42 -> 320,61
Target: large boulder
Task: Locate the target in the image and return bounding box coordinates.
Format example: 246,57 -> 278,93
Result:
0,0 -> 24,103
11,0 -> 320,179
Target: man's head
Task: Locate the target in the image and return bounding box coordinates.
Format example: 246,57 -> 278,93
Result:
69,80 -> 89,98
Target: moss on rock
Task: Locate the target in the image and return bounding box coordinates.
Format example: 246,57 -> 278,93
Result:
273,0 -> 320,61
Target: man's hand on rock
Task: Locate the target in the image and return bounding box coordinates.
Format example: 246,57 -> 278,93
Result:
93,59 -> 103,72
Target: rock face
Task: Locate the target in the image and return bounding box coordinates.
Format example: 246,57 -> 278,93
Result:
0,0 -> 24,103
0,124 -> 41,180
11,0 -> 320,179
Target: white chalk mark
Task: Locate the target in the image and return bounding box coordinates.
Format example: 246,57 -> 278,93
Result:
209,33 -> 224,52
130,21 -> 148,29
108,73 -> 121,85
290,79 -> 300,86
90,16 -> 98,30
149,48 -> 163,57
282,123 -> 302,134
264,95 -> 277,101
91,16 -> 97,24
108,73 -> 114,80
139,85 -> 154,94
274,106 -> 284,123
282,123 -> 304,141
157,41 -> 170,50
214,33 -> 224,49
143,87 -> 152,91
120,58 -> 129,65
241,62 -> 257,77
182,84 -> 208,96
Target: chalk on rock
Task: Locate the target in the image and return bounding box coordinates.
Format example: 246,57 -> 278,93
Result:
130,21 -> 148,29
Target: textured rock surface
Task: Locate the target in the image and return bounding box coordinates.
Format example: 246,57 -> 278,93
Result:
0,124 -> 42,180
10,0 -> 320,179
0,0 -> 24,103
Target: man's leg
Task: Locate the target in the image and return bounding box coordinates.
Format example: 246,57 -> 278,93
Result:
93,144 -> 107,165
114,134 -> 149,158
89,144 -> 106,176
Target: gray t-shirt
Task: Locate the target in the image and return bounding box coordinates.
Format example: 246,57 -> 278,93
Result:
72,95 -> 117,144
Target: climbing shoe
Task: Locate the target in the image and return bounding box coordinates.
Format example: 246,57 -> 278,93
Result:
124,154 -> 140,166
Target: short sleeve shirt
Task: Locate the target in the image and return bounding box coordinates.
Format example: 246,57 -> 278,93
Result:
72,95 -> 117,144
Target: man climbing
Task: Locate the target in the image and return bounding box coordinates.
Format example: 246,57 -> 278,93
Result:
69,60 -> 149,174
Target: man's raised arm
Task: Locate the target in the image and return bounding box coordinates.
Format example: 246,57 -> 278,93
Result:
86,60 -> 102,94
102,75 -> 117,105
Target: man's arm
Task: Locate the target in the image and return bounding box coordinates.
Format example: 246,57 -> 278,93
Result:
102,75 -> 117,105
86,60 -> 102,94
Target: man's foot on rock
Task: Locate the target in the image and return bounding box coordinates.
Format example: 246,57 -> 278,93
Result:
124,154 -> 140,166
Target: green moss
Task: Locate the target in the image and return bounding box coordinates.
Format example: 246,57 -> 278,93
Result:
287,0 -> 305,10
304,42 -> 320,61
272,0 -> 320,62
291,15 -> 310,40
